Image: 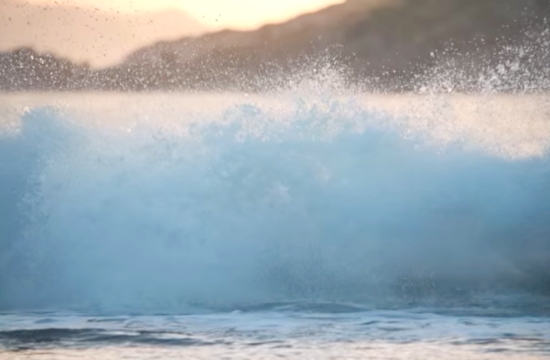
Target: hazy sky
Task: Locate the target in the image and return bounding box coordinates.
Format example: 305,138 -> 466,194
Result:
27,0 -> 344,29
1,0 -> 344,67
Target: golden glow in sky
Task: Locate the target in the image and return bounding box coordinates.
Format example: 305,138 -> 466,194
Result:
27,0 -> 344,29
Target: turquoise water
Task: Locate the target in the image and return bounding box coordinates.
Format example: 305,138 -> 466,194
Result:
0,93 -> 549,358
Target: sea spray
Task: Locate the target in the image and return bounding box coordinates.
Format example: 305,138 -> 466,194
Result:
1,95 -> 549,314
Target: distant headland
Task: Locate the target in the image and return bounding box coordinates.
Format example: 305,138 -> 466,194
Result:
1,0 -> 549,92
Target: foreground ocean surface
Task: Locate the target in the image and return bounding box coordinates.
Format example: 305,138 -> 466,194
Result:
1,92 -> 550,359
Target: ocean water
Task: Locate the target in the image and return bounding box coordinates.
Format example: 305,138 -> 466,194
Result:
0,92 -> 549,359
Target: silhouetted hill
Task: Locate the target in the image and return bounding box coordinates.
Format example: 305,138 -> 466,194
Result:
110,0 -> 549,91
0,48 -> 89,91
1,0 -> 549,92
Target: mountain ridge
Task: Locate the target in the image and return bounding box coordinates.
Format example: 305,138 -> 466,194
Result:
1,0 -> 549,92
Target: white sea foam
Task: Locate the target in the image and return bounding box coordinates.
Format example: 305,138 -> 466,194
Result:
1,93 -> 549,314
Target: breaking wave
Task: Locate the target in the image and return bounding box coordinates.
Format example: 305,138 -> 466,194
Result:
1,95 -> 549,314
